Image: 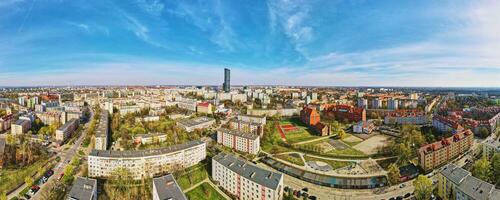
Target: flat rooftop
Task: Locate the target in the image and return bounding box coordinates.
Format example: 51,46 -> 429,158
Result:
218,128 -> 259,140
90,140 -> 204,158
213,152 -> 282,190
153,174 -> 187,200
68,177 -> 97,200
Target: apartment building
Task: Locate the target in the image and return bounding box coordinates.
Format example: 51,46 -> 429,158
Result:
418,129 -> 473,172
433,115 -> 465,133
238,115 -> 266,125
357,98 -> 368,109
212,152 -> 284,200
384,110 -> 427,125
353,120 -> 375,134
118,105 -> 141,115
133,132 -> 168,145
36,111 -> 61,126
438,164 -> 500,200
300,107 -> 330,136
55,118 -> 79,144
94,111 -> 109,150
229,119 -> 264,137
217,128 -> 260,155
152,174 -> 187,200
483,137 -> 500,159
176,98 -> 198,112
324,104 -> 366,123
11,119 -> 31,135
67,177 -> 97,200
0,114 -> 13,132
88,140 -> 206,180
177,117 -> 215,132
197,102 -> 213,114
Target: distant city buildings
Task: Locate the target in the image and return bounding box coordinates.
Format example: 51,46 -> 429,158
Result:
212,152 -> 284,200
223,68 -> 230,93
384,110 -> 427,125
324,104 -> 366,123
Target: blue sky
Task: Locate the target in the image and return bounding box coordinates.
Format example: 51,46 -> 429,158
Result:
1,0 -> 500,87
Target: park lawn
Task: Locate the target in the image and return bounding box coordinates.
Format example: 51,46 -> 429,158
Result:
186,183 -> 225,200
325,147 -> 366,157
262,142 -> 294,154
341,135 -> 363,147
0,156 -> 49,194
280,119 -> 320,144
176,164 -> 208,190
303,155 -> 354,170
274,154 -> 305,166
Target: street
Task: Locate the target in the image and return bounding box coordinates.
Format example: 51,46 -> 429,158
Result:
7,111 -> 93,200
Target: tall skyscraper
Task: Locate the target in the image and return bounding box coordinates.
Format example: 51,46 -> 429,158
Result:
223,68 -> 230,93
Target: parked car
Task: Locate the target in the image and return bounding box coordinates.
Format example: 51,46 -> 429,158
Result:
396,196 -> 403,200
302,187 -> 309,192
308,196 -> 317,200
404,193 -> 411,198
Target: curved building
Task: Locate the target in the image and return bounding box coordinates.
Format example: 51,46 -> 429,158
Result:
88,140 -> 206,180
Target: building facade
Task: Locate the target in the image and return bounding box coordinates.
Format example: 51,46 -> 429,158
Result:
438,164 -> 500,200
55,118 -> 79,144
11,119 -> 31,135
88,140 -> 206,180
217,128 -> 260,154
94,111 -> 109,150
212,152 -> 284,200
384,110 -> 427,125
418,130 -> 473,172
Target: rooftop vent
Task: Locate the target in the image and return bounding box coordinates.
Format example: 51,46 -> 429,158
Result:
250,172 -> 256,178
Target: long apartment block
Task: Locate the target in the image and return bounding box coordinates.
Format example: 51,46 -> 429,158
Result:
212,152 -> 283,200
88,140 -> 206,180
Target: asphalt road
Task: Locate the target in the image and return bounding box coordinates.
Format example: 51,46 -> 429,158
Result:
7,111 -> 92,200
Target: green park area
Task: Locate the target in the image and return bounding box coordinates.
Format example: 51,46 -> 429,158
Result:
280,118 -> 320,144
295,138 -> 366,159
303,155 -> 354,170
186,182 -> 225,200
274,153 -> 305,166
0,156 -> 49,194
175,164 -> 209,190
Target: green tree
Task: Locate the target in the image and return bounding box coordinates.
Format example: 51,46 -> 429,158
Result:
0,192 -> 7,200
478,127 -> 490,138
492,153 -> 500,186
472,156 -> 492,182
387,163 -> 401,185
414,175 -> 433,200
25,176 -> 34,186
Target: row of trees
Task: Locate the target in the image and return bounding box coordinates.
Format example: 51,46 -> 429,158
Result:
472,153 -> 500,186
0,136 -> 47,168
381,125 -> 426,166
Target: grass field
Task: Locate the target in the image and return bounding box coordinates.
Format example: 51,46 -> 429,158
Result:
298,138 -> 366,158
304,155 -> 354,170
275,153 -> 305,166
186,182 -> 225,200
280,118 -> 320,143
0,156 -> 49,194
175,164 -> 208,190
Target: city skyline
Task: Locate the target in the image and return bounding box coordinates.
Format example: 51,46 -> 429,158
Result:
1,0 -> 500,87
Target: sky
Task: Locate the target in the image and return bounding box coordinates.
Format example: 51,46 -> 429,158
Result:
1,0 -> 500,87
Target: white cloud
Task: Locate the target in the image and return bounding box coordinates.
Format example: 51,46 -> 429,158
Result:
136,0 -> 165,16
